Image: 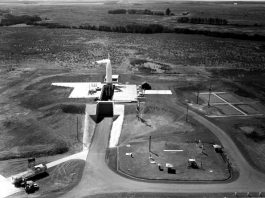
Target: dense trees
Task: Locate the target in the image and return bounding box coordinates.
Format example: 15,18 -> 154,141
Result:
108,9 -> 165,16
79,23 -> 167,34
27,21 -> 265,41
0,14 -> 42,26
178,17 -> 228,25
108,9 -> 126,14
165,8 -> 171,16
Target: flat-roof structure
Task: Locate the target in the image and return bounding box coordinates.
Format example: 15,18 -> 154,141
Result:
104,74 -> 119,83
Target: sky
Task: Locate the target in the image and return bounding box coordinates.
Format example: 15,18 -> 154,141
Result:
0,0 -> 264,1
0,0 -> 265,2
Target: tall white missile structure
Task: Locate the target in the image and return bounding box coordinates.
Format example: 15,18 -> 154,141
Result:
96,56 -> 112,84
95,55 -> 115,100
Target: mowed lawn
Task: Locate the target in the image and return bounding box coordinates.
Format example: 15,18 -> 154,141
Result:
118,141 -> 230,181
117,94 -> 229,181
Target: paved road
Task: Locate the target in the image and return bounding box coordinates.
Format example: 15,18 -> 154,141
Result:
62,108 -> 265,198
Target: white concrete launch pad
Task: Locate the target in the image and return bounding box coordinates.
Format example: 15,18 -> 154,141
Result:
52,82 -> 138,102
52,82 -> 102,98
0,175 -> 21,198
113,84 -> 137,102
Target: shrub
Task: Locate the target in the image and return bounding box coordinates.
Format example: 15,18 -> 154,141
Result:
165,8 -> 171,16
108,9 -> 127,14
177,17 -> 228,25
128,9 -> 137,14
1,14 -> 41,26
153,11 -> 165,16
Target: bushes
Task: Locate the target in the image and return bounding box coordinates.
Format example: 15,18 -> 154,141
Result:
32,22 -> 69,28
108,9 -> 126,14
109,9 -> 165,16
1,14 -> 42,26
153,11 -> 165,16
173,27 -> 265,41
178,17 -> 228,25
29,21 -> 265,41
79,23 -> 166,34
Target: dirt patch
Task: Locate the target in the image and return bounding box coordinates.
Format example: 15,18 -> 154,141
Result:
239,125 -> 265,143
129,58 -> 172,74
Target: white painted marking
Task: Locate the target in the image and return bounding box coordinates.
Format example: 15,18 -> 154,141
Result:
212,93 -> 247,115
207,114 -> 263,118
163,150 -> 184,152
144,90 -> 172,95
45,150 -> 88,169
109,105 -> 125,148
0,175 -> 21,198
199,92 -> 227,94
83,105 -> 90,150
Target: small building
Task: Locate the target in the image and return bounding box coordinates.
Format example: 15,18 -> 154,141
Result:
213,144 -> 223,153
104,74 -> 119,83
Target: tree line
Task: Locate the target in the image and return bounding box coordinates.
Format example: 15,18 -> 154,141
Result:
0,14 -> 41,26
108,8 -> 172,16
178,17 -> 228,25
20,21 -> 265,41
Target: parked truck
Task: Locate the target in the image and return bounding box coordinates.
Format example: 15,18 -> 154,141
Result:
11,163 -> 47,193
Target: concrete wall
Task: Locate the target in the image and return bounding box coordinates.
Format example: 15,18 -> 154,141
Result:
96,101 -> 114,118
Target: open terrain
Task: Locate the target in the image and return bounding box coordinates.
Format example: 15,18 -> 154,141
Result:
114,97 -> 230,181
0,1 -> 265,197
0,26 -> 265,173
1,1 -> 265,37
8,159 -> 85,198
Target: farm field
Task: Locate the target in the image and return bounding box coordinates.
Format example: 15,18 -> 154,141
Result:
1,1 -> 265,35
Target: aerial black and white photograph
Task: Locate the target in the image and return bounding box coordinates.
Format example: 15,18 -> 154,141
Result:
0,0 -> 265,197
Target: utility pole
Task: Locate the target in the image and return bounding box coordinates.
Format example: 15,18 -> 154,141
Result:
149,136 -> 151,153
196,88 -> 199,104
208,81 -> 212,107
76,116 -> 79,142
186,103 -> 189,122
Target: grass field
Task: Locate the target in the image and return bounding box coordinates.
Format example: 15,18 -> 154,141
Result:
118,141 -> 229,181
174,79 -> 265,172
214,117 -> 265,173
9,159 -> 85,198
0,26 -> 264,174
1,1 -> 265,36
117,94 -> 229,180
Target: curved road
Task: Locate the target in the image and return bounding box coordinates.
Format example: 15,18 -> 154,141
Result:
62,107 -> 265,198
